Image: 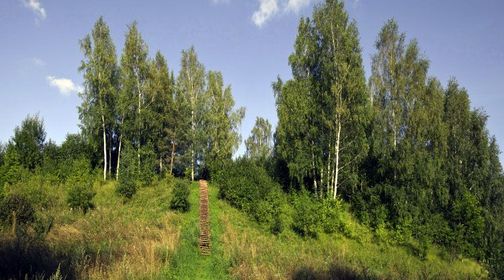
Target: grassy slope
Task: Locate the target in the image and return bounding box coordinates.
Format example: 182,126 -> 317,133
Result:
1,178 -> 486,279
160,181 -> 485,279
161,182 -> 230,280
45,179 -> 182,279
215,189 -> 487,279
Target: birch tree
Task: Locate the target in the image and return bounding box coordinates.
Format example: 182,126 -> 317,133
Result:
177,47 -> 205,181
204,71 -> 245,172
245,117 -> 273,161
275,0 -> 369,198
117,22 -> 149,180
148,52 -> 175,174
78,17 -> 119,181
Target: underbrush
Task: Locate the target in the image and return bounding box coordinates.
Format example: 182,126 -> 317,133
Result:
214,158 -> 487,279
218,198 -> 486,280
0,174 -> 185,279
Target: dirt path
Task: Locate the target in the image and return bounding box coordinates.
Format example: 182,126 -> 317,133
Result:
199,180 -> 211,255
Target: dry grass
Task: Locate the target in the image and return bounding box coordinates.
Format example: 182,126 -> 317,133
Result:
42,180 -> 183,279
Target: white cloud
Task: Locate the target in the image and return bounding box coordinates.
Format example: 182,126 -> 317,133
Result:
32,57 -> 45,67
47,76 -> 83,96
23,0 -> 46,20
286,0 -> 311,13
252,0 -> 279,27
252,0 -> 315,27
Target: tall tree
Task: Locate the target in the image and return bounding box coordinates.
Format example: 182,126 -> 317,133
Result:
368,19 -> 407,181
79,17 -> 119,181
118,22 -> 150,180
177,47 -> 206,181
245,117 -> 273,161
275,0 -> 369,198
12,115 -> 46,171
148,51 -> 176,174
204,71 -> 245,172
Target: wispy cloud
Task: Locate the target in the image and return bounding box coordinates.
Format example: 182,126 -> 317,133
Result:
251,0 -> 315,27
32,57 -> 45,67
286,0 -> 311,13
47,76 -> 82,96
22,0 -> 46,21
252,0 -> 280,27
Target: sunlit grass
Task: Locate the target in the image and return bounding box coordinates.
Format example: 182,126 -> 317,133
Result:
218,191 -> 487,280
44,179 -> 182,279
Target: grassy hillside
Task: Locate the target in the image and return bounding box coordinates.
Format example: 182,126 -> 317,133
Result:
217,193 -> 485,279
0,178 -> 182,279
0,178 -> 487,279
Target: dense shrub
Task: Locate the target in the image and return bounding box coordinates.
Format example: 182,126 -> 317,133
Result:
0,194 -> 35,226
320,198 -> 344,234
170,180 -> 190,212
116,145 -> 139,199
292,191 -> 321,238
117,175 -> 137,199
215,158 -> 286,231
67,183 -> 95,214
5,174 -> 57,211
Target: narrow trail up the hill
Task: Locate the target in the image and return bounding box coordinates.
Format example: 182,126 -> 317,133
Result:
199,180 -> 211,255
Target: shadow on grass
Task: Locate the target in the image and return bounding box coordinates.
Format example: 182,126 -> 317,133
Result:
292,264 -> 378,280
0,236 -> 76,279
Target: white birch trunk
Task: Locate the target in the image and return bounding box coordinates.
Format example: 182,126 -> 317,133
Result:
116,134 -> 122,181
101,115 -> 107,181
333,120 -> 341,199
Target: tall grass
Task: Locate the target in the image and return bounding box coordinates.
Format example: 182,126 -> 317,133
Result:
0,176 -> 183,279
218,196 -> 487,280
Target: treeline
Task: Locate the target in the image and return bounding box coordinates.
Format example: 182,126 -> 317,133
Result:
78,18 -> 244,186
225,0 -> 504,277
0,18 -> 245,199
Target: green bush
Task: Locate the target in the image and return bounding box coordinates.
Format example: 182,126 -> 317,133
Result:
320,198 -> 343,234
292,191 -> 320,238
5,173 -> 57,211
116,144 -> 139,200
117,175 -> 137,199
270,200 -> 291,235
0,193 -> 35,226
216,158 -> 285,232
67,183 -> 95,214
170,180 -> 190,212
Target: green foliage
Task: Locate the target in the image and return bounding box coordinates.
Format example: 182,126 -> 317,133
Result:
12,115 -> 46,171
320,198 -> 345,234
0,193 -> 35,226
245,117 -> 272,161
0,144 -> 28,187
216,158 -> 286,232
204,71 -> 245,175
116,144 -> 139,200
169,180 -> 190,212
292,191 -> 320,238
117,175 -> 137,200
449,191 -> 485,257
67,182 -> 96,214
275,0 -> 370,194
79,17 -> 119,181
177,47 -> 206,181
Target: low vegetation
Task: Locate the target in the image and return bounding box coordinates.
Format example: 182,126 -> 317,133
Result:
0,174 -> 183,279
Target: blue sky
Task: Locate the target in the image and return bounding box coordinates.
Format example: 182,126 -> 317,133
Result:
0,0 -> 503,163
